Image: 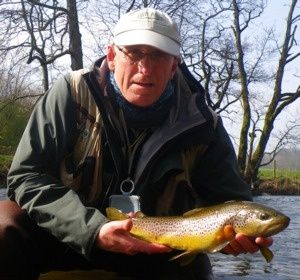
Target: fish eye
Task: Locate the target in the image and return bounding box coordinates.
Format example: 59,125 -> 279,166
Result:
259,213 -> 270,221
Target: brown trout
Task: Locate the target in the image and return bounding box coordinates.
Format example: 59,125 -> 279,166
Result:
106,200 -> 290,264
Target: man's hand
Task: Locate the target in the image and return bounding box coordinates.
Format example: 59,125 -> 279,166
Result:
96,219 -> 171,255
223,233 -> 273,256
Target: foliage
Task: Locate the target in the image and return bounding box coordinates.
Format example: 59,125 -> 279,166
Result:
0,154 -> 13,171
0,99 -> 31,150
0,154 -> 13,186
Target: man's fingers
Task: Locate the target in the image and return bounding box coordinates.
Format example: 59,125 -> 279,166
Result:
222,234 -> 274,257
119,218 -> 133,232
230,239 -> 247,254
235,233 -> 259,254
105,219 -> 133,232
255,236 -> 273,247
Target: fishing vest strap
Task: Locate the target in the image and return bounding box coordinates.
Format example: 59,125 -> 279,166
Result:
60,69 -> 104,204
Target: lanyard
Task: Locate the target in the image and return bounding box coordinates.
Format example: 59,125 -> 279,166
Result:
118,109 -> 150,195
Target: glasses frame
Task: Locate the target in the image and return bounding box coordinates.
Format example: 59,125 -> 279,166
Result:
115,45 -> 173,64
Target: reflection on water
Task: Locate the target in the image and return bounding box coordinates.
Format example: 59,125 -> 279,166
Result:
0,189 -> 298,279
212,195 -> 300,280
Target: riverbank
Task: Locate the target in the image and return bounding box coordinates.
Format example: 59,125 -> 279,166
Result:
252,178 -> 300,195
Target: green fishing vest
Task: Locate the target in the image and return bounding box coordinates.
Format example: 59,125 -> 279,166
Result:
59,67 -> 218,213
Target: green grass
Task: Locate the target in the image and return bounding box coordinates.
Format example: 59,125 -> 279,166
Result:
259,168 -> 300,181
0,154 -> 13,171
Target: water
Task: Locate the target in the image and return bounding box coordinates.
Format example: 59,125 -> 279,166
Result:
0,189 -> 299,279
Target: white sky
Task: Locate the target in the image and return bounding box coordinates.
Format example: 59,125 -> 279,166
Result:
263,0 -> 300,91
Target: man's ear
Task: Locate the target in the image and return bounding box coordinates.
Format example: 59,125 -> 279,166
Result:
107,45 -> 115,70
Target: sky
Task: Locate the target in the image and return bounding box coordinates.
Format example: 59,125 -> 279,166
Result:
263,0 -> 300,91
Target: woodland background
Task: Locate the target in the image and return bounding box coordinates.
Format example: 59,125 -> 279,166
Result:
0,0 -> 300,187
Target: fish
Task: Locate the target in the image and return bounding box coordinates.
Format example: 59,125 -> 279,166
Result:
106,200 -> 290,265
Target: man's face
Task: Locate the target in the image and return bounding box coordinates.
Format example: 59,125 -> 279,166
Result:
107,45 -> 179,107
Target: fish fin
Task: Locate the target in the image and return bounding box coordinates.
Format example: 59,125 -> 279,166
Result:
259,246 -> 274,263
182,208 -> 204,217
106,207 -> 129,220
169,251 -> 198,266
209,241 -> 230,253
210,225 -> 235,253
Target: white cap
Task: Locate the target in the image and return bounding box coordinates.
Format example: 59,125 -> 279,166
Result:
113,8 -> 181,56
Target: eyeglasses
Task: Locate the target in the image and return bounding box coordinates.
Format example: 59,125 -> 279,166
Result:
116,46 -> 171,64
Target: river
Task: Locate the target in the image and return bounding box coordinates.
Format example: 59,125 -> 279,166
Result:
0,188 -> 299,280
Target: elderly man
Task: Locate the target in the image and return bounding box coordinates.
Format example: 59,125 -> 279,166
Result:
2,8 -> 272,280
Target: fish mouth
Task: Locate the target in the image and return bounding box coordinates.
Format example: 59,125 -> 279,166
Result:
264,217 -> 290,236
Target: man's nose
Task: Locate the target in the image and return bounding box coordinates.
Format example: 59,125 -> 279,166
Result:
137,55 -> 153,75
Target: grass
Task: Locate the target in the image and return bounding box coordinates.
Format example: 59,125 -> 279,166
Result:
0,154 -> 13,186
0,154 -> 13,172
258,168 -> 300,181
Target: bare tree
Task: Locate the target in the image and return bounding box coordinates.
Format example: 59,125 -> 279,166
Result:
243,0 -> 300,182
67,0 -> 83,70
230,0 -> 266,174
184,0 -> 300,183
0,0 -> 84,92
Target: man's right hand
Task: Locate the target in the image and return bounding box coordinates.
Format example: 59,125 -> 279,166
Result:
96,219 -> 171,255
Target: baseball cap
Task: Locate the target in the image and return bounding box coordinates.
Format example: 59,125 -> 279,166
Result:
113,8 -> 181,57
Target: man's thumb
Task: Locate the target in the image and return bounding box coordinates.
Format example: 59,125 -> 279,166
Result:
119,218 -> 133,232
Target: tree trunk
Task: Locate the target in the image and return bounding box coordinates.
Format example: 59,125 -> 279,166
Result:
232,0 -> 251,175
67,0 -> 83,70
41,63 -> 49,92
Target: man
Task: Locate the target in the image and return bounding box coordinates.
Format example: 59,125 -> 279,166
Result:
1,8 -> 272,280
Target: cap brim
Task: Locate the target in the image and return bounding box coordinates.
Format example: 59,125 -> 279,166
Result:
113,30 -> 180,57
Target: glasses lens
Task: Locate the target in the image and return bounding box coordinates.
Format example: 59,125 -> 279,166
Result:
118,46 -> 170,63
128,50 -> 144,62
